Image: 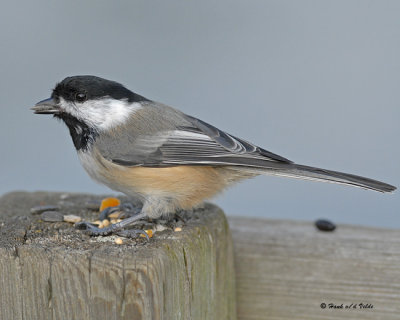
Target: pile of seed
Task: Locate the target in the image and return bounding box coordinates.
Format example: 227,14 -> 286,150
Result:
30,198 -> 185,243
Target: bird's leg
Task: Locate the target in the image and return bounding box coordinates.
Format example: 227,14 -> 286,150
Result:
75,211 -> 148,238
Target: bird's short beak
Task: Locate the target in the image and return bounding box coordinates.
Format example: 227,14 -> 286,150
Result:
31,98 -> 60,114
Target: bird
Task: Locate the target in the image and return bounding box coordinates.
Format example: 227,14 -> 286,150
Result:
31,75 -> 396,236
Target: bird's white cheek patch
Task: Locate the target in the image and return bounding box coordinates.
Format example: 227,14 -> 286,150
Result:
59,98 -> 142,131
82,99 -> 142,131
96,100 -> 142,131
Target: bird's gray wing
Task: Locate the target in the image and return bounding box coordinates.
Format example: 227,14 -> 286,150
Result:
97,112 -> 292,167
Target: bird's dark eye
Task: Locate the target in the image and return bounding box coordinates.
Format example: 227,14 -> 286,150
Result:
75,92 -> 87,102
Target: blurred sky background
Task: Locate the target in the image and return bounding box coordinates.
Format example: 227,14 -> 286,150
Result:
0,0 -> 399,228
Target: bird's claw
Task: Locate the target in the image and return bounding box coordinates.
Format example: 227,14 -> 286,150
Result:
75,221 -> 114,236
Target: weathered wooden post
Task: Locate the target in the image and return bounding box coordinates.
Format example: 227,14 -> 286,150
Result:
0,192 -> 236,320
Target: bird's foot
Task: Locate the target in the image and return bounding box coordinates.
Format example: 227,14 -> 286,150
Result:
75,221 -> 117,236
76,211 -> 148,238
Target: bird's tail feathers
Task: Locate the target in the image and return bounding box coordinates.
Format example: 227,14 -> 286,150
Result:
236,163 -> 396,193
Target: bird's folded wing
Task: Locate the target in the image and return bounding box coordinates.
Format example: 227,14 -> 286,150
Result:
97,114 -> 292,167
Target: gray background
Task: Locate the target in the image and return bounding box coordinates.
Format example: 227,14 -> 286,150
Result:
1,0 -> 398,228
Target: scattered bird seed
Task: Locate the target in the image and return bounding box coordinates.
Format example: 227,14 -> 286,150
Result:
115,237 -> 123,245
140,229 -> 153,238
41,211 -> 64,222
99,197 -> 121,212
315,219 -> 336,232
108,211 -> 121,219
155,224 -> 168,232
63,215 -> 82,223
31,205 -> 59,215
174,227 -> 182,232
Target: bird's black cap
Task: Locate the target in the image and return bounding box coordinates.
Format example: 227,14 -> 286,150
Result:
52,75 -> 149,103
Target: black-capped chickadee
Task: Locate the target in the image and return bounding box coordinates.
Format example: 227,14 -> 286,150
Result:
32,76 -> 396,236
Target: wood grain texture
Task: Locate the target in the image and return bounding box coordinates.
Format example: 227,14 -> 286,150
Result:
229,217 -> 400,320
0,192 -> 236,320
